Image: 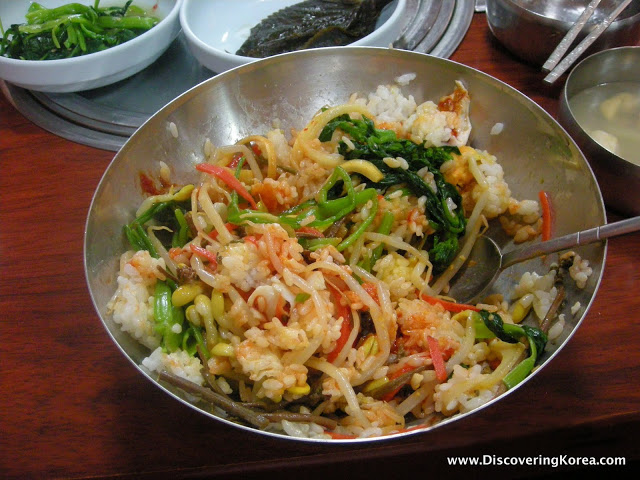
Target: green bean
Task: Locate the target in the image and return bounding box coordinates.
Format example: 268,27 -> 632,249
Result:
316,167 -> 356,219
337,193 -> 378,251
123,224 -> 145,251
154,281 -> 183,352
172,208 -> 189,247
122,223 -> 158,258
298,237 -> 341,251
308,188 -> 376,230
133,201 -> 171,226
359,210 -> 394,271
182,325 -> 207,358
502,341 -> 536,390
137,224 -> 158,258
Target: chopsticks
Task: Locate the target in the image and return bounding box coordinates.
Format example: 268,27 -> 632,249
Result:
542,0 -> 602,73
543,0 -> 633,84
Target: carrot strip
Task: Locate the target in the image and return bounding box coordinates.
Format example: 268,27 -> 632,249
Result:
295,226 -> 325,238
190,244 -> 218,270
427,336 -> 448,383
361,282 -> 379,304
196,163 -> 257,209
420,293 -> 480,312
326,284 -> 352,363
539,190 -> 552,241
228,152 -> 244,169
250,143 -> 262,157
381,363 -> 416,402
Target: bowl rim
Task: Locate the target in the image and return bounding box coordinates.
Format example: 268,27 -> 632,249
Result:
179,0 -> 407,64
0,0 -> 182,67
487,0 -> 640,26
562,45 -> 640,168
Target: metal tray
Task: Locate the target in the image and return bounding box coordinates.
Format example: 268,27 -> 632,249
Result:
1,0 -> 474,151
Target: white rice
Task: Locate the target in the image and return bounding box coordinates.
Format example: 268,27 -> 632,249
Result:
168,121 -> 178,138
281,420 -> 330,439
356,84 -> 418,124
571,301 -> 582,315
107,251 -> 164,350
395,72 -> 416,85
569,253 -> 593,289
142,346 -> 204,385
490,122 -> 504,135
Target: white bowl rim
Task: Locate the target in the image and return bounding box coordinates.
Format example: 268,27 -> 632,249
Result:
0,0 -> 182,68
180,0 -> 407,64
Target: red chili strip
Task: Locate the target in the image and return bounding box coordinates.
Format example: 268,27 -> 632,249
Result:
190,244 -> 218,271
427,335 -> 448,383
196,163 -> 257,209
539,190 -> 553,242
420,293 -> 480,313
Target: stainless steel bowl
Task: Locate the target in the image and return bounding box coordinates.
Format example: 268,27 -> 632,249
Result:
558,46 -> 640,217
486,0 -> 640,66
85,46 -> 606,442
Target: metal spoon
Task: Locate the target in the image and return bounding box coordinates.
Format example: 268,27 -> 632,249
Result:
447,216 -> 640,304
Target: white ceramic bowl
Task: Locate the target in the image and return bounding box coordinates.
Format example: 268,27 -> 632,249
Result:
180,0 -> 407,73
0,0 -> 182,92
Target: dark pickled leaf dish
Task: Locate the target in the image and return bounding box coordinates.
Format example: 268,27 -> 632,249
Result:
236,0 -> 393,58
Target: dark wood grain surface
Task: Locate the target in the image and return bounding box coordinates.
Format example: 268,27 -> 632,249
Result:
1,13 -> 639,480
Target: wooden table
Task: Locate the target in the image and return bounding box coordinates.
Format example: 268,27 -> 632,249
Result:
2,13 -> 639,479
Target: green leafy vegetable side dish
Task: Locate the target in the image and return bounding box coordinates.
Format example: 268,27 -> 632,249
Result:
0,1 -> 159,60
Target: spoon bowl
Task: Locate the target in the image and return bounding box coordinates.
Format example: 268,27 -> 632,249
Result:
448,216 -> 640,303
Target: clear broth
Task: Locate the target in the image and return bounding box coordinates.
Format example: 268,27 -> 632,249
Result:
569,81 -> 640,166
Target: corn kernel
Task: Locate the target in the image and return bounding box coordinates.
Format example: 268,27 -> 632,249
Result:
172,283 -> 204,307
210,290 -> 225,321
210,342 -> 234,357
511,300 -> 531,324
286,383 -> 311,396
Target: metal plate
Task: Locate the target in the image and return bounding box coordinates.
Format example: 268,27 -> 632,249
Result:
2,0 -> 474,151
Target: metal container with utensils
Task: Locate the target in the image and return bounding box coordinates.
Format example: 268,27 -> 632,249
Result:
485,0 -> 640,66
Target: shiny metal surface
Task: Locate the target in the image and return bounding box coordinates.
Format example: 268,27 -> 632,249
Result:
558,46 -> 640,217
85,47 -> 606,442
3,2 -> 473,151
485,0 -> 640,66
450,216 -> 640,304
429,0 -> 474,57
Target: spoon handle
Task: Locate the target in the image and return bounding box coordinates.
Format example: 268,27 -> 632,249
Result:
501,216 -> 640,269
